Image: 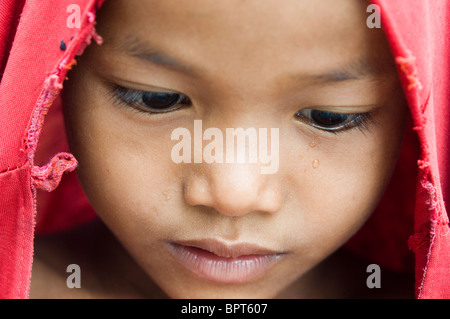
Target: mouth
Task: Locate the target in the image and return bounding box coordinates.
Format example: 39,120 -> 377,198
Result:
165,239 -> 285,284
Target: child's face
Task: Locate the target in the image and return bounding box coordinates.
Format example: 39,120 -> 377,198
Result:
63,0 -> 408,298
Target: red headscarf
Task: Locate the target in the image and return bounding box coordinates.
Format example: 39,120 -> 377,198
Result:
0,0 -> 448,298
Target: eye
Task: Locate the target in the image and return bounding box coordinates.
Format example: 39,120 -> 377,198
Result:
112,85 -> 191,113
295,109 -> 372,133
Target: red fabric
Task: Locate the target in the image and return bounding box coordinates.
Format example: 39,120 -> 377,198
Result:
374,0 -> 450,298
0,167 -> 34,298
0,0 -> 448,298
0,0 -> 103,298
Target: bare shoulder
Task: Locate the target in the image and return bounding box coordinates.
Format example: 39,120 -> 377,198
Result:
29,220 -> 151,299
274,248 -> 414,299
338,249 -> 415,299
30,221 -> 107,298
30,251 -> 95,298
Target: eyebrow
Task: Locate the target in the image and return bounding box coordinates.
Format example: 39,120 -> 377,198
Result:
309,57 -> 395,84
115,36 -> 198,76
114,36 -> 395,84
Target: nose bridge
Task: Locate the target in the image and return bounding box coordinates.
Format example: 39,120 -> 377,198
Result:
184,161 -> 282,217
180,117 -> 283,216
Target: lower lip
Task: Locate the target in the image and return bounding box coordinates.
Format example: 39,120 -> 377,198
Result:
166,243 -> 283,284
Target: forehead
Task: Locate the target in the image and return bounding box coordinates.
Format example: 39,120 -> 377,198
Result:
94,0 -> 394,89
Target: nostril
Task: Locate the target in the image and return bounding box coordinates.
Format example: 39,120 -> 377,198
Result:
183,162 -> 283,217
183,178 -> 213,207
184,176 -> 282,217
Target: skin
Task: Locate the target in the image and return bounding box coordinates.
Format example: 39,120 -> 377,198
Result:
30,0 -> 412,298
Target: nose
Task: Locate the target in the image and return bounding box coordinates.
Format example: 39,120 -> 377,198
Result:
184,163 -> 283,217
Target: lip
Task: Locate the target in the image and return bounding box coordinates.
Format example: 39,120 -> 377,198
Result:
165,239 -> 285,284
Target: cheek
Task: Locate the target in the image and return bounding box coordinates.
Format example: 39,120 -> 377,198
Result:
64,89 -> 182,242
282,110 -> 407,258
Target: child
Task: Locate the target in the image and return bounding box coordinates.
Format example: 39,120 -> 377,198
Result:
0,0 -> 448,298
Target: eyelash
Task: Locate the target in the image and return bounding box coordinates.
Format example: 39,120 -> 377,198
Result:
110,85 -> 192,114
109,85 -> 374,134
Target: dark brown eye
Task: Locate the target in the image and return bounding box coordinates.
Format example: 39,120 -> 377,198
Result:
113,86 -> 191,113
309,110 -> 349,127
141,92 -> 184,110
295,109 -> 372,133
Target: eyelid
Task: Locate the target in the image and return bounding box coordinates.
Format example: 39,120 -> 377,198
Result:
298,104 -> 379,114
